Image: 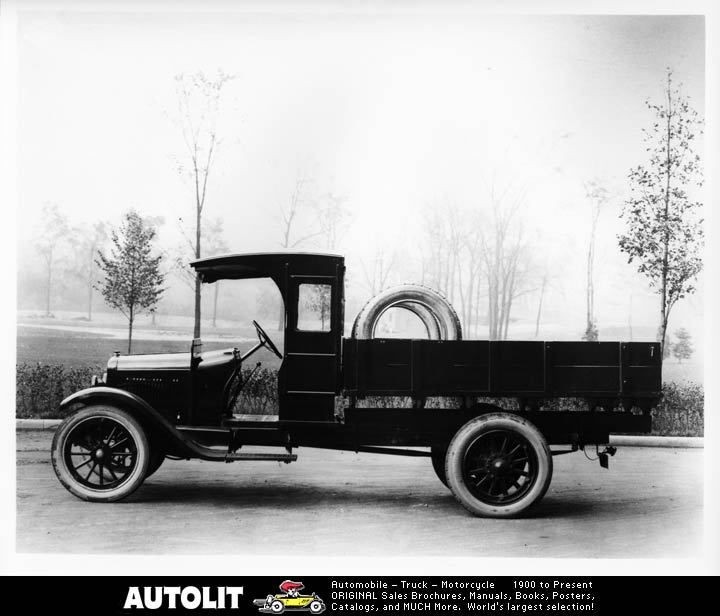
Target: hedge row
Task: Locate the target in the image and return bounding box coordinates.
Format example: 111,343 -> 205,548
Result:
15,363 -> 704,436
16,363 -> 103,419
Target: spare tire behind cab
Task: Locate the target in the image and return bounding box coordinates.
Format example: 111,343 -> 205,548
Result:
351,284 -> 462,340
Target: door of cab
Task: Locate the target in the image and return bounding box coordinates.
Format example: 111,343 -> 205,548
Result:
279,271 -> 343,421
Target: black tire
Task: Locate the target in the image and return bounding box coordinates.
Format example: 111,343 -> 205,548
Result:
431,445 -> 449,488
145,447 -> 165,479
351,284 -> 462,340
51,405 -> 149,502
445,413 -> 552,518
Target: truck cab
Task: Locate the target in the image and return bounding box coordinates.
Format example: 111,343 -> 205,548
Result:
193,252 -> 345,424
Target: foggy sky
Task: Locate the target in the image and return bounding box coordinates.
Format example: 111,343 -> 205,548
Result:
13,4 -> 705,339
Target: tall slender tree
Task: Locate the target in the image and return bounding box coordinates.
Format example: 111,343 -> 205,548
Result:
173,217 -> 227,327
275,176 -> 322,330
361,247 -> 397,296
36,204 -> 70,317
420,201 -> 483,336
174,70 -> 234,338
582,180 -> 608,341
70,221 -> 107,320
479,183 -> 531,341
305,191 -> 351,329
96,211 -> 165,353
204,218 -> 229,327
279,176 -> 323,250
618,70 -> 704,351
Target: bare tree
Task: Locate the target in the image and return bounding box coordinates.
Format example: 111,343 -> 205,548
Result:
174,70 -> 234,339
70,221 -> 108,321
313,191 -> 351,251
273,175 -> 322,329
304,191 -> 351,327
204,218 -> 229,327
173,216 -> 228,327
456,210 -> 484,337
420,202 -> 459,302
420,202 -> 484,337
420,205 -> 448,290
618,70 -> 704,351
582,180 -> 609,341
278,176 -> 323,250
361,248 -> 397,296
479,184 -> 530,341
534,272 -> 548,339
36,203 -> 70,317
419,188 -> 533,341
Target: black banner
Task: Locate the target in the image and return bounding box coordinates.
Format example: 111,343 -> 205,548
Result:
0,576 -> 707,614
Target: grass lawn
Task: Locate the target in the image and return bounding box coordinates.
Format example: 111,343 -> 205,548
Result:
17,325 -> 284,370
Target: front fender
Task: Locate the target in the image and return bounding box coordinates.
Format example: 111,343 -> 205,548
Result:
60,386 -> 196,457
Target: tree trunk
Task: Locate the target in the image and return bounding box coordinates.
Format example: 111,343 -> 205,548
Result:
194,206 -> 202,338
212,282 -> 220,328
535,275 -> 546,339
87,284 -> 93,321
488,272 -> 498,340
659,72 -> 673,353
659,302 -> 669,352
194,276 -> 202,338
45,255 -> 52,317
127,310 -> 134,354
87,244 -> 95,320
474,272 -> 481,338
586,235 -> 593,333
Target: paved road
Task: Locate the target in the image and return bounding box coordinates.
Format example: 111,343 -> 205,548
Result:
17,430 -> 703,557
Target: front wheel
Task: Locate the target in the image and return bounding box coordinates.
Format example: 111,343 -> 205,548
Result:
445,413 -> 552,518
51,405 -> 149,502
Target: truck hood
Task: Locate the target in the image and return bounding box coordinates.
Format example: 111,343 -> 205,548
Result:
108,348 -> 235,371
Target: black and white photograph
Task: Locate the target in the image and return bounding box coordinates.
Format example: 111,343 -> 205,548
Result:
2,0 -> 718,578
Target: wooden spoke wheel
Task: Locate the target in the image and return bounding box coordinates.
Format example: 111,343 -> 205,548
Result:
51,406 -> 149,502
445,413 -> 552,518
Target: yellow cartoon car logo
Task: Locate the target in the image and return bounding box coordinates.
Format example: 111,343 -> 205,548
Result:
253,581 -> 326,614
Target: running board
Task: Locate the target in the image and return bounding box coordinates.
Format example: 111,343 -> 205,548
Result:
173,438 -> 297,463
225,452 -> 297,463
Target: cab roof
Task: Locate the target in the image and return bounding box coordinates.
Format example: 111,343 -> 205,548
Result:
191,252 -> 344,284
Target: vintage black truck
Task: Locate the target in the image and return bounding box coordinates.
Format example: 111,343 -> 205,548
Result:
51,252 -> 662,517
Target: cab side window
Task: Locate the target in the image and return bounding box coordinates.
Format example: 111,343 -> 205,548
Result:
297,283 -> 332,332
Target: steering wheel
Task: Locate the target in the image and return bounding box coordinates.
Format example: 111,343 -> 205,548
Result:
252,320 -> 283,359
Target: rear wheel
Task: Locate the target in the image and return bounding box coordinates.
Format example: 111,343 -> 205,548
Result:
51,405 -> 149,502
445,413 -> 552,518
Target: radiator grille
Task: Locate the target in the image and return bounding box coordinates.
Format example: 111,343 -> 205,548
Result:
117,375 -> 185,411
